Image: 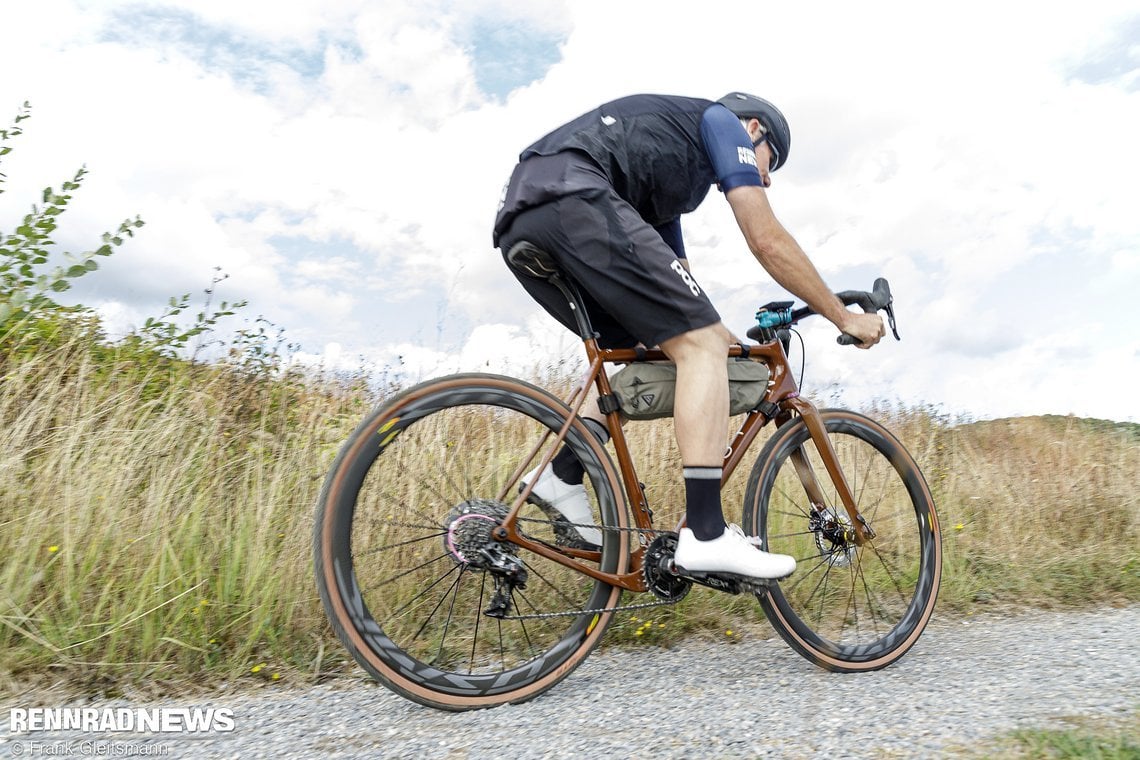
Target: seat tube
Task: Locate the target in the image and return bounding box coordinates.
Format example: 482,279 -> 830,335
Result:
591,351 -> 654,534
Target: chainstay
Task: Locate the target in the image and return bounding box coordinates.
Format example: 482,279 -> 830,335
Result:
502,517 -> 677,620
515,515 -> 667,536
379,517 -> 677,620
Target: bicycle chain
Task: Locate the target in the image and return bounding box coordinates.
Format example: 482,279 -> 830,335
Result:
497,597 -> 676,621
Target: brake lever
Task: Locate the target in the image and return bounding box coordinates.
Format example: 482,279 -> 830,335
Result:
871,277 -> 900,341
837,278 -> 901,344
884,303 -> 900,341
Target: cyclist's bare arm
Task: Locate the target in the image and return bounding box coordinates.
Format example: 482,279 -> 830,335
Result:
725,185 -> 884,348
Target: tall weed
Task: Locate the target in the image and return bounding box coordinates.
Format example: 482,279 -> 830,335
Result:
1,325 -> 1136,697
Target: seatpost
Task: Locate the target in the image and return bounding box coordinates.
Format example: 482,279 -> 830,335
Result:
548,273 -> 597,341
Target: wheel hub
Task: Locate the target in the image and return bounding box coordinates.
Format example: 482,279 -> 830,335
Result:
810,507 -> 858,567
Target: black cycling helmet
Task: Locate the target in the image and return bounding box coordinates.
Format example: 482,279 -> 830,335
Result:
716,92 -> 791,172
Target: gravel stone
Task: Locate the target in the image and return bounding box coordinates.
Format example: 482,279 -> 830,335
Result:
3,606 -> 1138,759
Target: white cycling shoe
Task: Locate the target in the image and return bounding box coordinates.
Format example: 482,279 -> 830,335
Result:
674,525 -> 796,580
520,467 -> 604,550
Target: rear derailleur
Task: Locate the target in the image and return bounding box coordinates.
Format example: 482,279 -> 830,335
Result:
442,498 -> 529,619
480,545 -> 529,619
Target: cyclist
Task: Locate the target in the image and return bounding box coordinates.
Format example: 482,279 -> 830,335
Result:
493,93 -> 885,581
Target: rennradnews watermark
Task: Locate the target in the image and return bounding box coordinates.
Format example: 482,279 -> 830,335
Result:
5,707 -> 235,756
8,708 -> 234,735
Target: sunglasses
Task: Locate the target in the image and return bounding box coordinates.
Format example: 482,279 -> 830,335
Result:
750,125 -> 780,172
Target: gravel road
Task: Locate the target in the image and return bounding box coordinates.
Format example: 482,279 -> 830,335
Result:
4,606 -> 1138,759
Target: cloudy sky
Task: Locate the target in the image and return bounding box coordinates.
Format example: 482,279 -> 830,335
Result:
2,0 -> 1137,422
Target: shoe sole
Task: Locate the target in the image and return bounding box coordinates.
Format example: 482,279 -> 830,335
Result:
673,564 -> 794,592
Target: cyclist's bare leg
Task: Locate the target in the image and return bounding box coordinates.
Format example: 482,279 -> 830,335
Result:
661,322 -> 795,578
658,322 -> 732,468
660,323 -> 732,540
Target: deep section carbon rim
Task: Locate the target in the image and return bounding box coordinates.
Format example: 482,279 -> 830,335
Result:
745,410 -> 941,670
315,375 -> 624,708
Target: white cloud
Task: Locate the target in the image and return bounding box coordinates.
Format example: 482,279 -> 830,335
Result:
1,0 -> 1137,422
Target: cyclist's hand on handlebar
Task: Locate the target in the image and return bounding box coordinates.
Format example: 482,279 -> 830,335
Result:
839,312 -> 886,349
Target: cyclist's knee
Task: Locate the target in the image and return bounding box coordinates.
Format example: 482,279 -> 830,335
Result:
660,322 -> 732,362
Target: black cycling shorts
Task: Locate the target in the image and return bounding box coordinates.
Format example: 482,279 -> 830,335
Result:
497,156 -> 721,349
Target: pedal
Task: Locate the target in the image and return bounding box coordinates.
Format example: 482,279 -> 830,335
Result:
678,569 -> 773,596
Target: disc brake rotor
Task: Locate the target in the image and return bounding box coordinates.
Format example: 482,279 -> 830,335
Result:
810,507 -> 858,568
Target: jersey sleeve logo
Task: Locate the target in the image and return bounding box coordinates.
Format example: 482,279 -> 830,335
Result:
737,146 -> 758,167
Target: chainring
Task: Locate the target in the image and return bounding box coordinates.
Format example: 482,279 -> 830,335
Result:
643,533 -> 691,602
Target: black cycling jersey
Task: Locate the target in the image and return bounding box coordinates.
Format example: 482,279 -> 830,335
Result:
493,94 -> 763,248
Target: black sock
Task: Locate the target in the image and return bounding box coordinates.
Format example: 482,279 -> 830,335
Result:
551,418 -> 610,485
684,467 -> 726,540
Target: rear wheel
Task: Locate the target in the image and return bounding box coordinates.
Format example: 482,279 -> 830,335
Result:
314,373 -> 628,710
744,409 -> 941,671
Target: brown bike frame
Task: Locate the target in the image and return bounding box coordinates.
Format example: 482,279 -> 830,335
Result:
492,330 -> 873,594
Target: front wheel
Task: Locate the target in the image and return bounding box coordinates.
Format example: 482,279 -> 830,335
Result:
743,409 -> 941,671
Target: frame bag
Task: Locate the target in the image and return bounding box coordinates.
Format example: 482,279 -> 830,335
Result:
610,359 -> 769,420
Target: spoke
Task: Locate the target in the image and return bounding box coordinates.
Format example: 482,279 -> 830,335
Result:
511,590 -> 538,659
366,485 -> 448,534
854,553 -> 888,637
365,551 -> 452,594
374,558 -> 458,623
469,572 -> 486,674
773,482 -> 813,517
434,566 -> 467,664
852,441 -> 875,509
845,556 -> 860,642
859,460 -> 894,526
496,617 -> 505,672
813,558 -> 833,632
769,528 -> 817,543
783,551 -> 838,600
522,559 -> 589,611
355,530 -> 446,558
770,507 -> 813,522
412,564 -> 465,644
813,561 -> 845,634
386,434 -> 467,509
866,539 -> 921,608
415,465 -> 466,511
845,438 -> 860,510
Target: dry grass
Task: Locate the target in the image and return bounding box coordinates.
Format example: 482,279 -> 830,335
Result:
1,328 -> 1137,699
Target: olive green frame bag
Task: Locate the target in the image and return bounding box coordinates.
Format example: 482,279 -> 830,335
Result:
610,359 -> 769,420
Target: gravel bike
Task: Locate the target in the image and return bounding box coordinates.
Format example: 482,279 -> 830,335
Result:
314,242 -> 942,711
